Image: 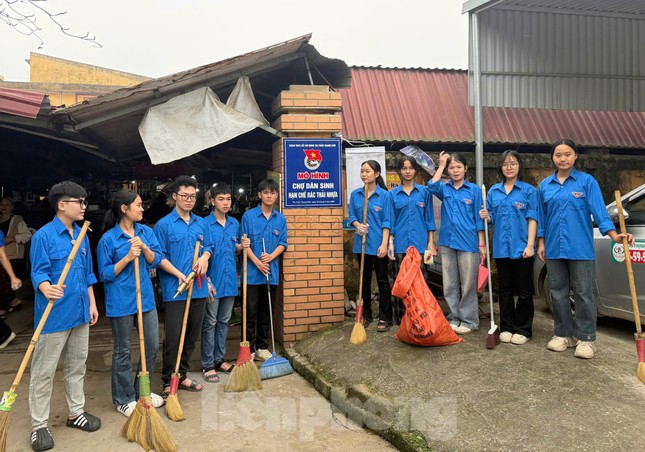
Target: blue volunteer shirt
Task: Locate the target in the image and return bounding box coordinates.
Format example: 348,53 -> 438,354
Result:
537,169 -> 615,260
390,183 -> 436,254
486,181 -> 538,259
0,230 -> 4,246
427,180 -> 484,253
97,223 -> 162,317
241,205 -> 288,286
348,186 -> 394,255
154,209 -> 213,301
206,213 -> 240,298
30,217 -> 98,334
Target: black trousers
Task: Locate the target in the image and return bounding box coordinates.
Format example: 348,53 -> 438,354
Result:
356,254 -> 392,323
392,253 -> 429,323
246,284 -> 276,352
0,318 -> 12,342
496,257 -> 535,337
162,298 -> 206,385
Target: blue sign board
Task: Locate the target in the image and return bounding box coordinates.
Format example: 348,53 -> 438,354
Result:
284,138 -> 342,208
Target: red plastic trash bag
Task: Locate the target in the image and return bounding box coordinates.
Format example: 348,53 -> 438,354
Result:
477,255 -> 488,293
392,246 -> 463,346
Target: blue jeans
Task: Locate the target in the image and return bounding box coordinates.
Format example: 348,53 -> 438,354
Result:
440,247 -> 480,330
201,296 -> 235,371
546,259 -> 597,341
109,309 -> 159,405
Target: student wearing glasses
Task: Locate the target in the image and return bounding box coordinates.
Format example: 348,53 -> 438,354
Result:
154,176 -> 213,395
479,151 -> 538,345
28,181 -> 101,451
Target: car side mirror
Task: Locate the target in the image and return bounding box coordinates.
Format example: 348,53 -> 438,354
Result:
608,205 -> 629,222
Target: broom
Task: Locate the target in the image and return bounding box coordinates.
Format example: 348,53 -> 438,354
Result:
165,241 -> 200,421
615,191 -> 645,384
224,235 -> 262,392
123,255 -> 177,452
482,185 -> 500,349
0,221 -> 90,452
260,239 -> 293,380
350,184 -> 369,345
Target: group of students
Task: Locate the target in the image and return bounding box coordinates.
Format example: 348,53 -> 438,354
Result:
349,139 -> 634,358
16,176 -> 287,452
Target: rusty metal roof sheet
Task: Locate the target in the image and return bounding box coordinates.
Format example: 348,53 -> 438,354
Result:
0,87 -> 46,119
340,67 -> 645,149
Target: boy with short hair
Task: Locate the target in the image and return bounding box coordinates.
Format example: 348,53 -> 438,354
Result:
29,181 -> 100,452
154,176 -> 213,394
241,179 -> 288,361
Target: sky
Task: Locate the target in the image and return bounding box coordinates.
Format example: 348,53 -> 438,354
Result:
0,0 -> 469,82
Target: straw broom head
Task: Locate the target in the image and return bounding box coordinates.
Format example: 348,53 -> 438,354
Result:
165,375 -> 185,422
224,341 -> 262,392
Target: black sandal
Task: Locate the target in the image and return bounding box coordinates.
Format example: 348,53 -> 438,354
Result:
376,320 -> 392,332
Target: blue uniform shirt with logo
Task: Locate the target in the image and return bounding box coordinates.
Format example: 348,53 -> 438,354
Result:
348,185 -> 394,255
206,213 -> 240,298
486,180 -> 538,259
390,183 -> 436,254
30,217 -> 98,334
154,209 -> 213,301
241,205 -> 288,286
427,179 -> 484,253
97,222 -> 162,317
537,169 -> 615,260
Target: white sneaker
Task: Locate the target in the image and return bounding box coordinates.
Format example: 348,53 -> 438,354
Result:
499,331 -> 513,343
0,332 -> 16,349
574,341 -> 596,359
449,323 -> 459,331
511,334 -> 529,345
150,393 -> 165,408
116,401 -> 137,418
454,325 -> 473,335
547,336 -> 579,352
255,349 -> 273,361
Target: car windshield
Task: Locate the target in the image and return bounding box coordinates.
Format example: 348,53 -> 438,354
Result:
626,194 -> 645,225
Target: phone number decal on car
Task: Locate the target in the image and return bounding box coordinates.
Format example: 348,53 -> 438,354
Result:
612,240 -> 645,264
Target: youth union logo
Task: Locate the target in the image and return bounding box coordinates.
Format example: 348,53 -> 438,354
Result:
304,149 -> 322,170
572,192 -> 583,198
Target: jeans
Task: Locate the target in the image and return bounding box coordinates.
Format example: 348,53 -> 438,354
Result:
201,296 -> 235,371
546,259 -> 597,341
247,285 -> 276,351
440,247 -> 480,330
496,257 -> 535,337
355,254 -> 392,322
162,298 -> 206,385
393,253 -> 429,323
29,323 -> 89,429
109,309 -> 159,405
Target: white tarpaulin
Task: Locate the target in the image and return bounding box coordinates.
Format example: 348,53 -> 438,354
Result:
138,80 -> 267,165
345,147 -> 386,206
227,76 -> 269,125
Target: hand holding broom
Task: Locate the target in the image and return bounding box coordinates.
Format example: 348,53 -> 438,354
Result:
614,191 -> 645,384
0,221 -> 91,452
350,185 -> 369,345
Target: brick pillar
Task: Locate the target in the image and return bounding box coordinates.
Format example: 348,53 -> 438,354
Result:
271,85 -> 345,348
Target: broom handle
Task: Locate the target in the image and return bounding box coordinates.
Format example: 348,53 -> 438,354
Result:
242,234 -> 248,343
357,184 -> 369,308
615,191 -> 642,334
482,185 -> 495,327
134,253 -> 147,373
173,241 -> 200,374
9,221 -> 91,392
262,238 -> 276,353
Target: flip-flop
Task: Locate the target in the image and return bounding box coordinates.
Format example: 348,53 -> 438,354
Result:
202,370 -> 220,383
215,361 -> 235,373
179,378 -> 204,391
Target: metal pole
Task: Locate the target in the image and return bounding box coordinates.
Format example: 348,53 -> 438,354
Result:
472,12 -> 484,187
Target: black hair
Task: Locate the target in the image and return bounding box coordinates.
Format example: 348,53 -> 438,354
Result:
47,181 -> 87,211
551,138 -> 579,158
396,156 -> 420,177
209,183 -> 232,198
361,160 -> 388,190
447,153 -> 468,169
103,190 -> 139,232
172,175 -> 197,193
497,150 -> 524,182
258,179 -> 279,192
0,197 -> 13,206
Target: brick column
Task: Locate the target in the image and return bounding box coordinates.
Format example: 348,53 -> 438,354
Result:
271,85 -> 345,347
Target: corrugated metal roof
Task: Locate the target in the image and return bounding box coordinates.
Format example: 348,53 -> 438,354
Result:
340,67 -> 645,148
463,0 -> 645,15
0,87 -> 46,119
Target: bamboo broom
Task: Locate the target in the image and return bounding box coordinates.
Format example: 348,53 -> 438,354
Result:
350,184 -> 369,345
122,253 -> 177,451
615,191 -> 645,384
166,241 -> 200,421
0,221 -> 90,452
224,235 -> 262,392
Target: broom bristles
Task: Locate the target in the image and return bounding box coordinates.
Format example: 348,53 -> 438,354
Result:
0,411 -> 9,452
165,374 -> 184,421
260,353 -> 293,380
637,362 -> 645,385
224,341 -> 262,392
350,321 -> 367,345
